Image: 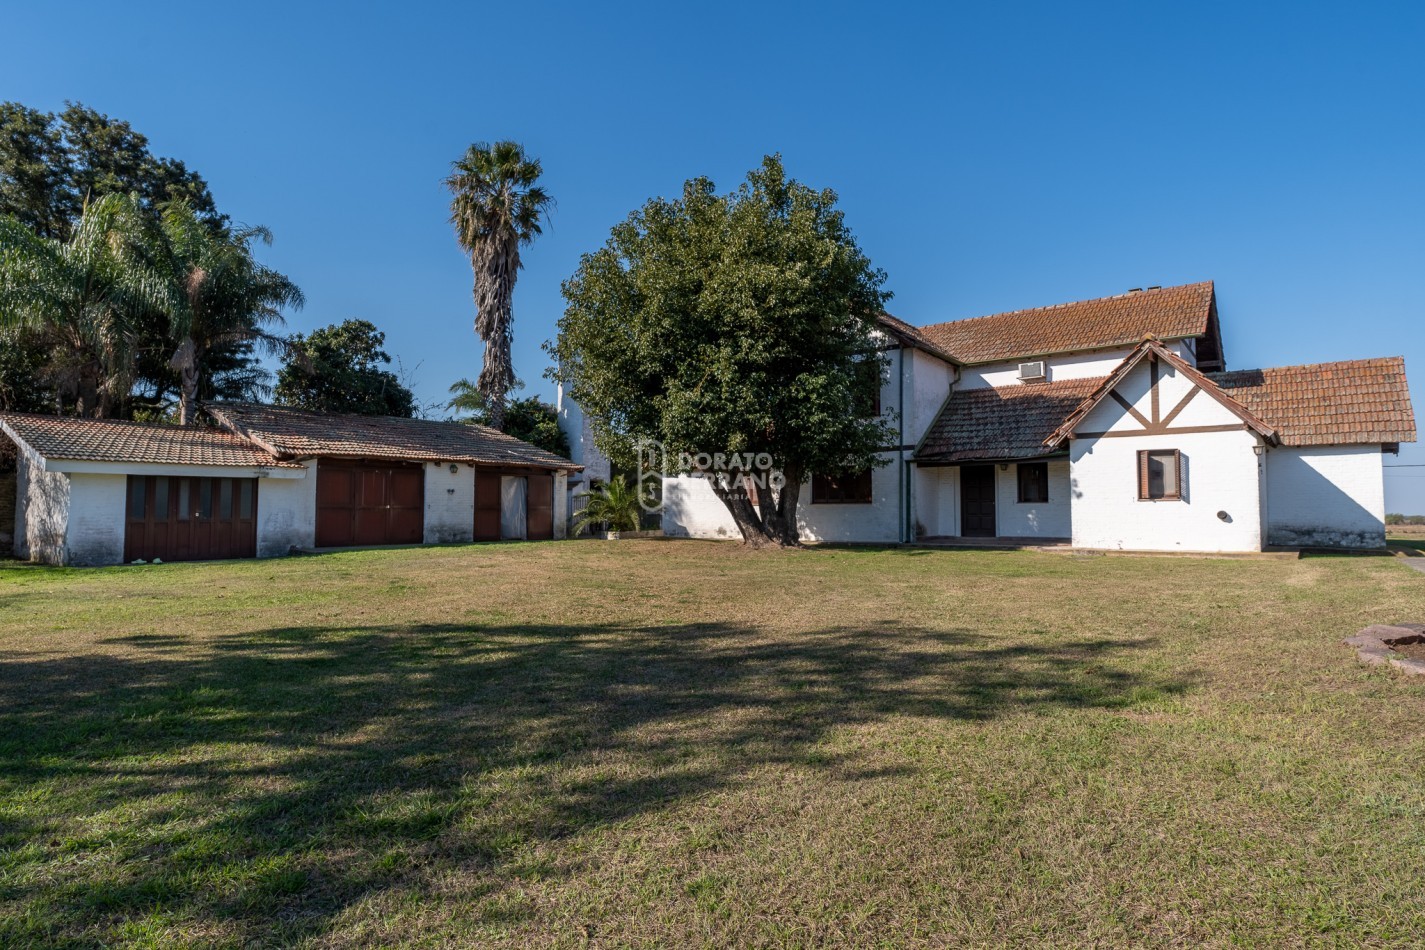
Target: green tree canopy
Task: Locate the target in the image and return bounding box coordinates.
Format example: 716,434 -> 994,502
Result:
0,192 -> 177,417
275,319 -> 416,417
549,155 -> 893,546
1,100 -> 253,418
446,378 -> 569,457
0,101 -> 222,241
157,202 -> 303,424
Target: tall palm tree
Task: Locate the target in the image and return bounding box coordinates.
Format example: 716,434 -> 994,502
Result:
0,192 -> 173,417
158,203 -> 303,424
445,141 -> 552,431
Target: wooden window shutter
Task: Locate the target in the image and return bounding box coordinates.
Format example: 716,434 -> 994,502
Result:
1172,449 -> 1184,499
1137,450 -> 1149,500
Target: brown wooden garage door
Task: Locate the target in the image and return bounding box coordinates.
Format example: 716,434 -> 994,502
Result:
124,475 -> 257,563
528,473 -> 554,540
316,459 -> 424,547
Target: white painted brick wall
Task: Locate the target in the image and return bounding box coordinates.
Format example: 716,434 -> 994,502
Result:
14,449 -> 67,563
423,462 -> 475,544
257,462 -> 317,557
1071,428 -> 1264,551
662,454 -> 904,543
1264,445 -> 1386,548
64,473 -> 126,566
995,460 -> 1072,538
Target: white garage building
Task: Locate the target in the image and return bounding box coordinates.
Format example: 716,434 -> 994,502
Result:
2,404 -> 579,566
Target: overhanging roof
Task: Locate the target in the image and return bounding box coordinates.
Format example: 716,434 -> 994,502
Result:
208,403 -> 580,470
0,413 -> 303,469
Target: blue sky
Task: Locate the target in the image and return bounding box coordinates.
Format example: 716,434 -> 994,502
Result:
5,1 -> 1423,509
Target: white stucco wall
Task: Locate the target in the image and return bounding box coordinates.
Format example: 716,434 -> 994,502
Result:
1263,445 -> 1386,548
557,383 -> 614,526
1069,356 -> 1266,552
422,461 -> 475,544
662,454 -> 904,544
911,461 -> 1070,539
552,471 -> 569,539
958,340 -> 1194,391
911,465 -> 954,538
662,475 -> 740,539
14,448 -> 67,563
1071,427 -> 1264,552
798,454 -> 902,543
995,460 -> 1072,538
902,347 -> 958,444
257,461 -> 318,557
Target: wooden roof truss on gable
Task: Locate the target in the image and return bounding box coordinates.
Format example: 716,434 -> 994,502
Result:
1044,340 -> 1277,449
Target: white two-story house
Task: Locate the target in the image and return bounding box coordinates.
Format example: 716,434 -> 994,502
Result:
647,281 -> 1415,552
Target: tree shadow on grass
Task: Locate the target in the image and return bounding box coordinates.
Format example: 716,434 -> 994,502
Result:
0,620 -> 1186,944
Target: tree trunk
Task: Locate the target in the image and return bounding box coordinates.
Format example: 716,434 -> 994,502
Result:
170,338 -> 199,426
708,467 -> 803,548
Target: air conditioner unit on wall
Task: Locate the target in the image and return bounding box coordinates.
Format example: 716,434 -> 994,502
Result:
1018,361 -> 1046,381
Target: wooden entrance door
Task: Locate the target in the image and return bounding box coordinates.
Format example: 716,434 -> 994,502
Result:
124,475 -> 258,562
316,460 -> 424,547
960,465 -> 997,538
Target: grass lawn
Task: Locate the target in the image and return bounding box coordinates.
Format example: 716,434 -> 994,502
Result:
2,541 -> 1424,947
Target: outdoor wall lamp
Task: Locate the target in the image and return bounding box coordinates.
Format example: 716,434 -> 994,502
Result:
1252,445 -> 1265,457
449,463 -> 459,474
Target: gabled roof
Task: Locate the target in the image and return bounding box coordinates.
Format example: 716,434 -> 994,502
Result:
915,376 -> 1104,463
1044,340 -> 1276,449
208,403 -> 579,470
0,413 -> 303,469
1210,357 -> 1416,447
875,313 -> 959,364
919,281 -> 1218,366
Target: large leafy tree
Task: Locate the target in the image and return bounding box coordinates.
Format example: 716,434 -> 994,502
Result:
0,101 -> 223,241
445,141 -> 552,431
158,202 -> 303,424
0,193 -> 175,417
550,156 -> 893,547
446,378 -> 569,457
275,319 -> 416,417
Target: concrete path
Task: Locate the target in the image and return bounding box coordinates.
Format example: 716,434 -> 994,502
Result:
1405,559 -> 1425,575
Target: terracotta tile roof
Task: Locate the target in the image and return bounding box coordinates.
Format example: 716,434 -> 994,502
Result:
1209,357 -> 1416,447
919,281 -> 1216,365
875,313 -> 958,364
0,413 -> 302,468
208,403 -> 580,470
916,376 -> 1105,462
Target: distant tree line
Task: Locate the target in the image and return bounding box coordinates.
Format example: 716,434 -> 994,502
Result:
1386,513 -> 1425,525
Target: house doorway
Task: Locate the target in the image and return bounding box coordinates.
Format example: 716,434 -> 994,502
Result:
961,465 -> 997,537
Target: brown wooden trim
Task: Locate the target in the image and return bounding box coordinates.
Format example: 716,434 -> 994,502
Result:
1044,339 -> 1278,449
1075,423 -> 1250,439
1159,385 -> 1200,428
1149,356 -> 1161,424
1109,390 -> 1150,428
